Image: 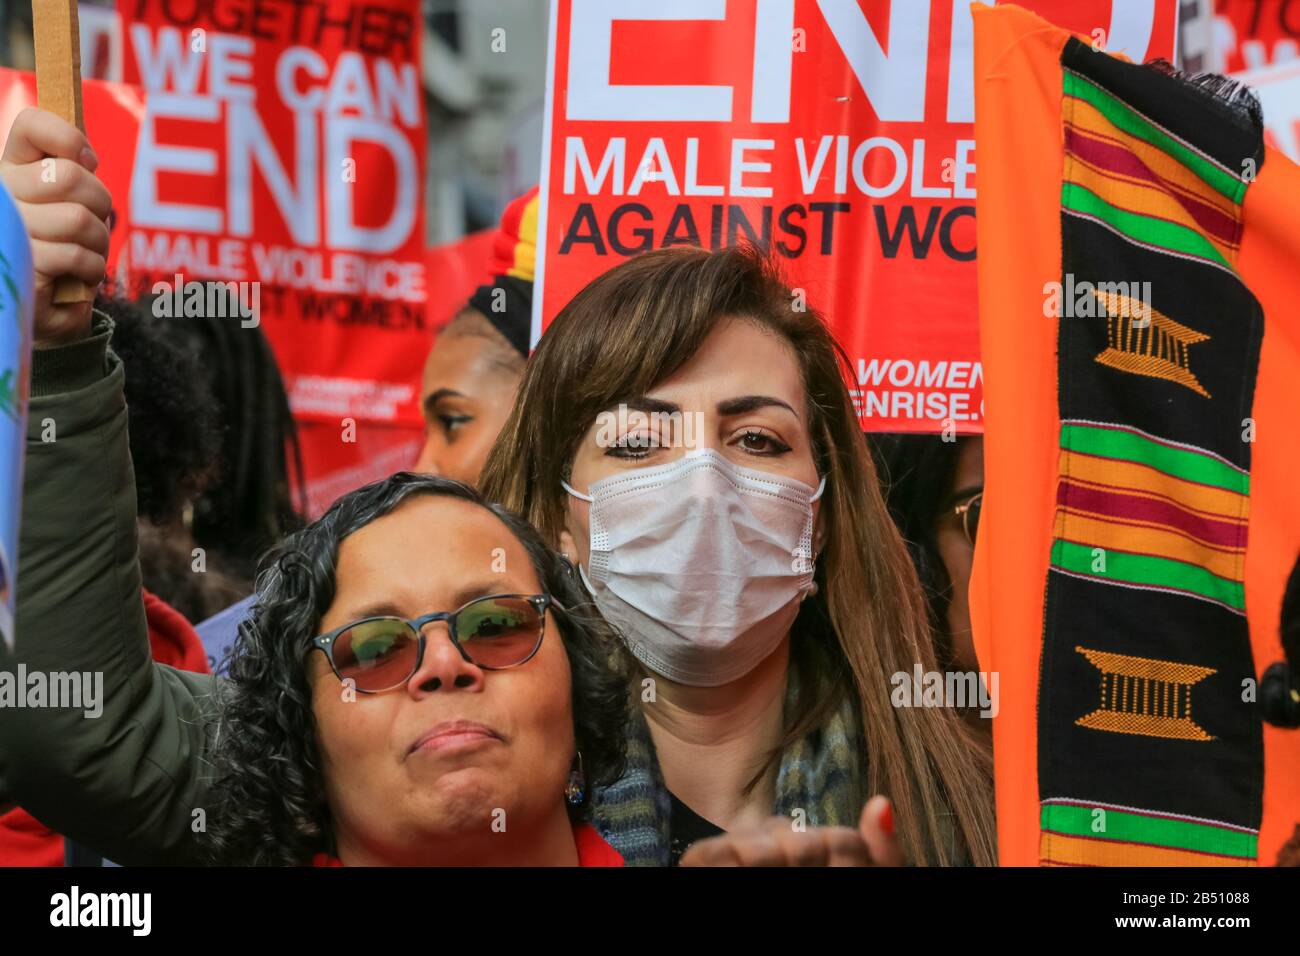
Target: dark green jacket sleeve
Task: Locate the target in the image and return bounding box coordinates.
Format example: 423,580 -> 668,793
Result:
0,313 -> 219,865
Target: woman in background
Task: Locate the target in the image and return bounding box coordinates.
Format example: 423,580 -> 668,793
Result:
868,434 -> 990,740
415,187 -> 537,485
105,297 -> 244,622
175,311 -> 306,592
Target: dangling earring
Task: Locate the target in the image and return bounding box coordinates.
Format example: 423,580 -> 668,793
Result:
565,751 -> 586,806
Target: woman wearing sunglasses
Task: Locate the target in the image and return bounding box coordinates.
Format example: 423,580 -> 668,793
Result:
207,473 -> 630,865
479,244 -> 998,866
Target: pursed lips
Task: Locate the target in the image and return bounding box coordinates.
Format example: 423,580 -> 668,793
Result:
407,719 -> 503,757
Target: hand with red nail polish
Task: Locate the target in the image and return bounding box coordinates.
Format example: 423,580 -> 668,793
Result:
858,795 -> 904,867
678,794 -> 906,867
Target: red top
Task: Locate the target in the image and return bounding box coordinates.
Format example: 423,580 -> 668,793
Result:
312,823 -> 623,867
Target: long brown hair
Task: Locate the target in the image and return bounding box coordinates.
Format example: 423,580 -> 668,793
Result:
479,244 -> 996,865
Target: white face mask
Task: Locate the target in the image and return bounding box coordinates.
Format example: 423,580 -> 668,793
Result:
562,449 -> 825,687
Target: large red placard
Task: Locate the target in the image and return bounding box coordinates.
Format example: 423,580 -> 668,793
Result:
535,0 -> 1178,432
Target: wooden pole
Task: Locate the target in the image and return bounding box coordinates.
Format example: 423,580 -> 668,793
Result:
32,0 -> 94,304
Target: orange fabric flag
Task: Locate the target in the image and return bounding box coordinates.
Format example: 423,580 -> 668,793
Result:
970,3 -> 1300,866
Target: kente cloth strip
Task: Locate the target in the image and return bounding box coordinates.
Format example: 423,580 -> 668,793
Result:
1038,38 -> 1265,867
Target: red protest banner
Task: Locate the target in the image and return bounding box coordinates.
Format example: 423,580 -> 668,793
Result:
297,228 -> 496,518
534,0 -> 1178,433
1,57 -> 494,516
117,0 -> 428,429
1214,0 -> 1300,72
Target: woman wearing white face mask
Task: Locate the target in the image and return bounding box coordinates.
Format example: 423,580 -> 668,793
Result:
480,244 -> 997,866
559,449 -> 824,688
